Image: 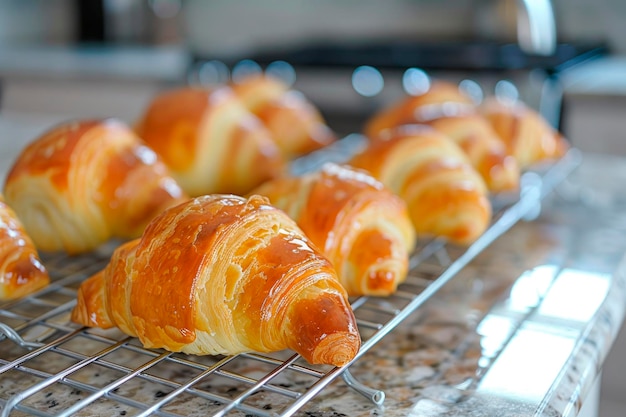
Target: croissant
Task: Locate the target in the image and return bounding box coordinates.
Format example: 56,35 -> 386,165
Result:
3,119 -> 188,255
349,125 -> 492,245
71,194 -> 361,367
135,85 -> 286,197
416,108 -> 521,193
231,74 -> 336,158
252,163 -> 416,296
363,80 -> 476,139
0,194 -> 49,300
480,97 -> 569,168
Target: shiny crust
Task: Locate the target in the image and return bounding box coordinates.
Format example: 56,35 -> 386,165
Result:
71,194 -> 361,367
3,119 -> 187,254
363,81 -> 476,139
252,163 -> 416,296
135,86 -> 286,197
421,110 -> 520,192
231,75 -> 336,158
480,98 -> 569,168
0,194 -> 49,300
350,125 -> 492,245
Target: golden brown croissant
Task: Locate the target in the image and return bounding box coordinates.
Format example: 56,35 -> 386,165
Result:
349,125 -> 492,245
363,81 -> 476,139
231,74 -> 336,158
480,97 -> 569,168
415,107 -> 521,193
71,194 -> 361,367
0,194 -> 49,300
3,119 -> 188,255
252,163 -> 416,296
135,85 -> 286,197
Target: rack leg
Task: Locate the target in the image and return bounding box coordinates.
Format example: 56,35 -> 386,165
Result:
0,323 -> 44,350
341,368 -> 385,406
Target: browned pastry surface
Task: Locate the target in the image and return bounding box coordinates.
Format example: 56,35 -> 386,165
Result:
71,194 -> 361,367
3,119 -> 188,254
365,88 -> 520,193
252,163 -> 416,296
350,125 -> 492,245
418,108 -> 520,193
363,81 -> 476,139
135,85 -> 286,197
0,194 -> 49,300
480,97 -> 570,169
231,74 -> 336,158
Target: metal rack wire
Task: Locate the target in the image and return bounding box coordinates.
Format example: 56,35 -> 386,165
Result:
0,139 -> 582,417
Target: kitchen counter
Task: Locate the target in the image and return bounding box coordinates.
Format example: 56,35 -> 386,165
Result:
295,151 -> 626,417
1,113 -> 625,417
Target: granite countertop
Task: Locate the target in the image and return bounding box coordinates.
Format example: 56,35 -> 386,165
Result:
0,114 -> 625,416
296,153 -> 626,416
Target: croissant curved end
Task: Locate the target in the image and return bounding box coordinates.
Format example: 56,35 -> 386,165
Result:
485,153 -> 520,193
0,255 -> 49,300
310,332 -> 361,367
349,223 -> 413,296
365,266 -> 403,296
71,270 -> 115,329
287,292 -> 361,367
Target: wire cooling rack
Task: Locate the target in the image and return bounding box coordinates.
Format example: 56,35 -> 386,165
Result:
0,137 -> 582,417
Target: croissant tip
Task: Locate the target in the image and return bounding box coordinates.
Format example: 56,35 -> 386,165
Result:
360,268 -> 402,297
287,292 -> 362,367
70,271 -> 115,329
70,301 -> 87,325
309,332 -> 361,367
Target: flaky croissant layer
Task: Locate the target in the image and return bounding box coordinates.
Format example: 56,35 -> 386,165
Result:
480,97 -> 569,169
0,194 -> 49,300
3,119 -> 188,254
350,125 -> 492,245
71,194 -> 361,367
135,86 -> 286,197
252,163 -> 416,296
363,80 -> 476,140
231,74 -> 336,158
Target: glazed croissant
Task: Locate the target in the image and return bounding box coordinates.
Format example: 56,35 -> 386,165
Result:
480,97 -> 569,168
252,163 -> 416,296
231,74 -> 336,158
349,125 -> 492,245
71,194 -> 361,367
0,194 -> 49,300
415,107 -> 521,193
3,119 -> 188,255
363,80 -> 476,139
135,85 -> 286,197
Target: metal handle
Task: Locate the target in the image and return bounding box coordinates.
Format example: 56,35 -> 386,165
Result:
516,0 -> 557,56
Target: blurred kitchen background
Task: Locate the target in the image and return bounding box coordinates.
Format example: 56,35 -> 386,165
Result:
0,1 -> 625,416
0,0 -> 625,144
